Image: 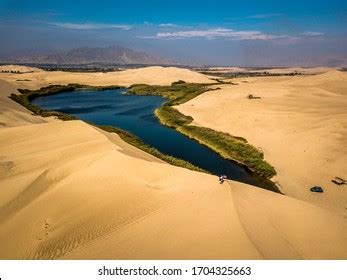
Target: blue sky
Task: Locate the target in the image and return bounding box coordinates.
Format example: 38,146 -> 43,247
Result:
1,0 -> 346,66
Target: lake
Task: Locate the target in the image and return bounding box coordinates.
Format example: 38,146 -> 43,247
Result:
33,89 -> 280,192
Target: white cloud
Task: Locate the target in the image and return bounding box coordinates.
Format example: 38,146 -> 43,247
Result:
50,22 -> 132,30
155,28 -> 294,41
302,31 -> 324,36
247,13 -> 283,19
136,35 -> 158,39
158,23 -> 178,27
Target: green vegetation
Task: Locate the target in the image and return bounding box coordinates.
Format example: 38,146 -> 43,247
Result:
9,84 -> 206,174
128,81 -> 276,178
98,125 -> 206,173
155,106 -> 193,127
178,126 -> 275,178
9,92 -> 77,121
17,84 -> 123,96
127,82 -> 211,105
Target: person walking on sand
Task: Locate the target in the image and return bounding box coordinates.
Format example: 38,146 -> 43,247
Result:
219,175 -> 227,184
219,175 -> 224,184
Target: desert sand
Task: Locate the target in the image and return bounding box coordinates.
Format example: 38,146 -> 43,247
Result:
0,66 -> 213,90
0,66 -> 346,259
177,70 -> 347,214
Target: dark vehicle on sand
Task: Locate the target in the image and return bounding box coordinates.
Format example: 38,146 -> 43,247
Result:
310,186 -> 324,193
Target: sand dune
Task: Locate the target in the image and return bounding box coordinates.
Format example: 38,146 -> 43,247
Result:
0,66 -> 213,90
201,67 -> 248,73
1,121 -> 346,259
177,70 -> 347,213
0,66 -> 346,259
0,79 -> 49,127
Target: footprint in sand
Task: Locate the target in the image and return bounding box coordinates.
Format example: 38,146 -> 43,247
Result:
37,220 -> 52,241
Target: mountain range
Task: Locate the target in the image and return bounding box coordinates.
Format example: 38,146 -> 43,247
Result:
0,45 -> 173,65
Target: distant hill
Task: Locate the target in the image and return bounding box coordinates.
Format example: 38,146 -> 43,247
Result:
0,45 -> 174,65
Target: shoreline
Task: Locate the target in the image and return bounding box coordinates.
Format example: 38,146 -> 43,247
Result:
10,84 -> 207,174
128,83 -> 277,180
11,83 -> 280,192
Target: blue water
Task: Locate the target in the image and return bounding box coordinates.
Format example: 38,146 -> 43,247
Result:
33,89 -> 279,192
